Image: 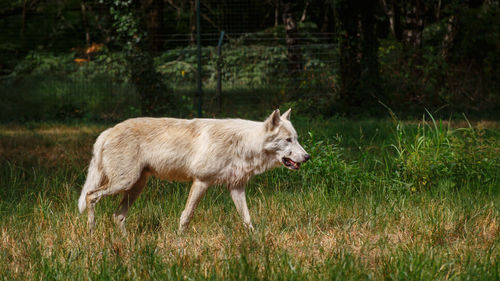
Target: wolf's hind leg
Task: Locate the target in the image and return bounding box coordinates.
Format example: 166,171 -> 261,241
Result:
86,172 -> 140,233
229,185 -> 254,231
179,180 -> 210,233
113,172 -> 149,235
86,185 -> 108,233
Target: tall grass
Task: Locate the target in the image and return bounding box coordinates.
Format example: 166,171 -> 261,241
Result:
0,117 -> 499,280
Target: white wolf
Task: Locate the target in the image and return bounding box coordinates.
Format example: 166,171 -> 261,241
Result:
78,109 -> 309,233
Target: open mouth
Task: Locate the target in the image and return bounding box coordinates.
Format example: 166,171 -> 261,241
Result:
282,157 -> 301,170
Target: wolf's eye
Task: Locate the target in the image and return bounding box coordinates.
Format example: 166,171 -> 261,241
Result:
286,138 -> 292,142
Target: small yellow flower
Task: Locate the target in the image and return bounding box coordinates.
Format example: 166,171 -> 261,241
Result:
411,187 -> 417,192
181,70 -> 185,77
421,175 -> 428,186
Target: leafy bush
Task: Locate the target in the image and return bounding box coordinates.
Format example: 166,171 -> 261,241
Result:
0,73 -> 140,121
378,5 -> 499,113
391,113 -> 500,191
0,49 -> 198,121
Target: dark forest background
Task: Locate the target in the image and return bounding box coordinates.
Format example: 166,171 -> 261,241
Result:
0,0 -> 498,121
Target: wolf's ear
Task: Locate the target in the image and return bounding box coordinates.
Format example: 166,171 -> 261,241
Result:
264,109 -> 281,131
281,108 -> 291,120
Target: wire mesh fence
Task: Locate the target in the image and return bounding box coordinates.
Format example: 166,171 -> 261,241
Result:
2,1 -> 498,121
156,1 -> 338,116
0,1 -> 339,120
158,32 -> 338,115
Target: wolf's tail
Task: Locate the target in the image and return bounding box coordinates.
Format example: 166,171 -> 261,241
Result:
78,130 -> 109,214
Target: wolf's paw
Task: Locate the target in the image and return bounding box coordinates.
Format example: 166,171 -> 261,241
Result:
112,214 -> 127,236
246,224 -> 255,232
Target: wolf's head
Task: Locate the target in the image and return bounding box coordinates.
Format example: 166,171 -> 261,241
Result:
262,109 -> 310,170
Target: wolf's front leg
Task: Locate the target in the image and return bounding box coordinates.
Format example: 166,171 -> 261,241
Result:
179,180 -> 210,233
229,185 -> 254,231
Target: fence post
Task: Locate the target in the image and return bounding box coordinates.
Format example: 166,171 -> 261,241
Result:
216,31 -> 224,113
196,0 -> 202,117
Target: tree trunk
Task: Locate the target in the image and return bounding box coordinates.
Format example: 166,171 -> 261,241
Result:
380,0 -> 402,41
275,0 -> 279,27
335,0 -> 362,106
282,1 -> 302,77
190,0 -> 195,44
80,0 -> 91,48
130,52 -> 165,115
402,0 -> 425,49
320,4 -> 329,33
143,0 -> 165,53
300,1 -> 309,23
435,0 -> 441,20
20,0 -> 27,38
441,15 -> 458,60
360,0 -> 381,100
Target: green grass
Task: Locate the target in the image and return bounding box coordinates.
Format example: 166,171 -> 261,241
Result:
0,116 -> 499,280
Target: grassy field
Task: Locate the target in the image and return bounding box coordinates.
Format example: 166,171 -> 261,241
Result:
0,116 -> 499,280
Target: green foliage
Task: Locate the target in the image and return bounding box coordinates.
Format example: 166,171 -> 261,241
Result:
299,131 -> 374,190
95,0 -> 192,116
0,73 -> 139,121
155,41 -> 337,116
100,0 -> 143,51
450,5 -> 499,64
391,112 -> 500,191
1,1 -> 499,118
155,47 -> 200,86
378,3 -> 499,112
0,51 -> 140,121
10,52 -> 78,77
0,34 -> 193,120
130,51 -> 191,117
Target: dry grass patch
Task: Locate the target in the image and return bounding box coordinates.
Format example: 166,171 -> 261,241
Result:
2,195 -> 497,279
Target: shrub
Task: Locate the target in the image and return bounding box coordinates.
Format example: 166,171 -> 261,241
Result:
391,112 -> 500,191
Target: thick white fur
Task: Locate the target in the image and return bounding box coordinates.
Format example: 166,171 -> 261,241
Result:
78,109 -> 309,233
78,128 -> 111,213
